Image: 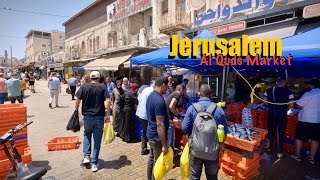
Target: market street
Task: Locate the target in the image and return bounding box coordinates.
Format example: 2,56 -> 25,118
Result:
23,80 -> 222,180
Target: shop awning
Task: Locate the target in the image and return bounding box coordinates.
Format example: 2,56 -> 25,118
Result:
83,51 -> 134,71
72,66 -> 85,71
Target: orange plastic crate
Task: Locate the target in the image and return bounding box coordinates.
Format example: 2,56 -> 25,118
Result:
236,157 -> 261,177
0,146 -> 32,174
222,151 -> 261,168
0,104 -> 26,109
235,167 -> 260,180
220,163 -> 236,177
47,136 -> 79,151
224,135 -> 257,152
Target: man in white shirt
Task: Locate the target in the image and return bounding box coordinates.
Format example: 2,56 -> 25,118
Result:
290,79 -> 320,164
136,80 -> 155,155
48,72 -> 61,109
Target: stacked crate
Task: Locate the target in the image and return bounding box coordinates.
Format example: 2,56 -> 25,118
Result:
0,104 -> 32,179
220,123 -> 268,180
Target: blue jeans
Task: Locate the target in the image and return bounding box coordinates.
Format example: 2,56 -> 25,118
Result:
83,115 -> 104,165
0,93 -> 5,104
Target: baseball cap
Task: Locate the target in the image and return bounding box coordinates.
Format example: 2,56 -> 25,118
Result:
90,71 -> 100,79
305,79 -> 320,86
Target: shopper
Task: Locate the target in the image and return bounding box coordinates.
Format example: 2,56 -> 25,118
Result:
111,80 -> 125,133
182,85 -> 228,180
68,74 -> 78,100
80,75 -> 90,86
290,79 -> 320,164
264,77 -> 294,158
5,73 -> 23,104
122,77 -> 130,91
48,72 -> 61,108
181,78 -> 189,90
136,80 -> 155,155
75,71 -> 111,172
0,73 -> 7,104
105,77 -> 115,98
29,72 -> 35,92
146,76 -> 169,180
118,83 -> 139,143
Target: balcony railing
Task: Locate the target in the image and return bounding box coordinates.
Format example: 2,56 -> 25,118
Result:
159,10 -> 191,34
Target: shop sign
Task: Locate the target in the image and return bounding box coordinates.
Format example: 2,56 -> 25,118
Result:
107,0 -> 151,22
208,21 -> 246,35
303,3 -> 320,19
47,63 -> 63,68
191,0 -> 304,26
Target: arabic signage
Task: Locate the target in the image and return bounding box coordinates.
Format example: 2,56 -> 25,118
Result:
191,0 -> 305,26
209,21 -> 246,35
303,3 -> 320,19
107,0 -> 151,22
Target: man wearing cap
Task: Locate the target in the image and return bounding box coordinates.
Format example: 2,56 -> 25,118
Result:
48,72 -> 61,108
5,73 -> 23,104
0,73 -> 7,104
75,71 -> 111,172
290,79 -> 320,164
264,77 -> 294,158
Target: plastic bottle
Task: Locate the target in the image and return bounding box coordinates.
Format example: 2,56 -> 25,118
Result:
217,124 -> 225,143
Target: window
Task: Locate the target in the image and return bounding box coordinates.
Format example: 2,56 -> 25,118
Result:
93,38 -> 96,52
96,36 -> 100,50
162,0 -> 168,14
42,44 -> 46,48
90,39 -> 92,52
60,46 -> 63,49
149,16 -> 153,26
195,5 -> 206,20
81,41 -> 85,54
176,0 -> 186,11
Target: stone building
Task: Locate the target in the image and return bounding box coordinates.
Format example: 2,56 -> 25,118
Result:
25,30 -> 65,65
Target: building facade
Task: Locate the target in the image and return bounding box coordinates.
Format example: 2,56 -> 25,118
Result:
25,30 -> 65,65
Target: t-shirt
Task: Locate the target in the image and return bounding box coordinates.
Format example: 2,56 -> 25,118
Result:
76,83 -> 109,116
68,77 -> 78,86
5,78 -> 21,97
297,88 -> 320,123
0,78 -> 7,93
264,86 -> 294,114
146,91 -> 169,141
165,91 -> 182,120
136,86 -> 154,120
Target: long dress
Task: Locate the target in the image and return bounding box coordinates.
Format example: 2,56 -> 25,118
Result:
112,88 -> 124,132
118,90 -> 138,142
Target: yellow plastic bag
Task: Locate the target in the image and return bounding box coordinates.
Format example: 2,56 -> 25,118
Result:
180,143 -> 189,179
153,147 -> 174,180
103,123 -> 115,145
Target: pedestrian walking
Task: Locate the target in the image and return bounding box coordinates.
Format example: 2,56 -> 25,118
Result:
0,73 -> 7,104
264,77 -> 294,158
146,76 -> 169,180
105,77 -> 115,98
111,80 -> 125,133
75,71 -> 111,172
68,74 -> 78,100
5,73 -> 23,104
29,72 -> 35,92
48,72 -> 61,109
136,80 -> 155,155
182,85 -> 228,180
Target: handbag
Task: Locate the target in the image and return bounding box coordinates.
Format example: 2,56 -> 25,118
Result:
66,87 -> 71,94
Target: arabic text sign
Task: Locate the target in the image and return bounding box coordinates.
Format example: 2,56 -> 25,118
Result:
209,21 -> 246,35
107,0 -> 151,22
303,3 -> 320,19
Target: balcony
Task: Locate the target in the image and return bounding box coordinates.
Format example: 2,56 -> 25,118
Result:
159,10 -> 191,35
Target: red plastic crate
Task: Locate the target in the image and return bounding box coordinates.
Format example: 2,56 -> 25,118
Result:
47,136 -> 79,151
0,146 -> 32,175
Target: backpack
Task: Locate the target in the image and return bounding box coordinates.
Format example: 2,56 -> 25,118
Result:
189,102 -> 219,161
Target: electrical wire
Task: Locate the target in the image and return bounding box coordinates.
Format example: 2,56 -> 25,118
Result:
230,65 -> 320,105
0,7 -> 70,18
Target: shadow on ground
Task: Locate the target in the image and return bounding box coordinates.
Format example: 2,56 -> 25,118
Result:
98,155 -> 132,170
32,160 -> 52,171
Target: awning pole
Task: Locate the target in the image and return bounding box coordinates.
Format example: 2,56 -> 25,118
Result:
221,65 -> 227,102
285,69 -> 288,80
129,64 -> 132,82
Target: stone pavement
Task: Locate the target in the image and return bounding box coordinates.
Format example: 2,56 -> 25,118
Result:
20,80 -> 228,180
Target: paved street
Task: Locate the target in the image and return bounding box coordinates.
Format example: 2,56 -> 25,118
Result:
22,80 -> 217,180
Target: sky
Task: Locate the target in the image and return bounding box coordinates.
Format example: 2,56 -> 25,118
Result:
0,0 -> 96,59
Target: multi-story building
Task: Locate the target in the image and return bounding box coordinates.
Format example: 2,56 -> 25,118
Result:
25,30 -> 65,65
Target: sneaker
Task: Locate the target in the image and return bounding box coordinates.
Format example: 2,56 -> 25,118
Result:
289,153 -> 302,162
308,156 -> 316,165
82,157 -> 90,165
141,149 -> 149,155
49,104 -> 53,109
91,164 -> 98,172
55,105 -> 60,108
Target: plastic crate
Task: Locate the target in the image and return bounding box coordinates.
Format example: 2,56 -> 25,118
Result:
235,166 -> 260,180
224,135 -> 257,152
222,151 -> 261,168
237,157 -> 261,177
0,146 -> 32,174
220,163 -> 236,177
47,136 -> 79,151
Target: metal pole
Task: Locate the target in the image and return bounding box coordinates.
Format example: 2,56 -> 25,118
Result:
221,65 -> 227,102
10,46 -> 12,69
128,64 -> 132,82
285,69 -> 288,80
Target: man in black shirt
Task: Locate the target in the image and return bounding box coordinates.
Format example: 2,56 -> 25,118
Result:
264,77 -> 294,158
165,85 -> 184,121
75,71 -> 111,172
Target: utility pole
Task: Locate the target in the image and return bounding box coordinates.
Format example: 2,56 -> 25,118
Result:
10,46 -> 12,69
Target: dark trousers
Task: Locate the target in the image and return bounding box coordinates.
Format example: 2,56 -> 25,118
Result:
139,118 -> 148,152
147,140 -> 162,180
70,86 -> 76,100
9,96 -> 23,104
267,111 -> 287,153
189,154 -> 218,180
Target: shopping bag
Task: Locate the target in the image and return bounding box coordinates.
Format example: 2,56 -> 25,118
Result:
66,87 -> 71,94
180,143 -> 189,179
167,126 -> 175,153
103,123 -> 115,145
66,110 -> 80,132
153,147 -> 174,180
